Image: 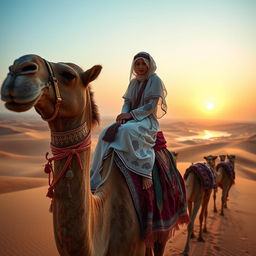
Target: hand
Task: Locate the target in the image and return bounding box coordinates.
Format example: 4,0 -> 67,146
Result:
142,177 -> 153,190
116,113 -> 132,124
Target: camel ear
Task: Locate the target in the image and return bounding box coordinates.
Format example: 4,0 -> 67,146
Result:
81,65 -> 102,86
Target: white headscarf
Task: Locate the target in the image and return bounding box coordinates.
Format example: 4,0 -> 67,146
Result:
129,51 -> 157,81
124,51 -> 167,119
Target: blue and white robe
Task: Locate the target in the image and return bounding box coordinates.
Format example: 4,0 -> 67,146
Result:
90,74 -> 167,191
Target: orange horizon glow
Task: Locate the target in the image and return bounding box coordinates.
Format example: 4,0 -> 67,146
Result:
0,1 -> 255,122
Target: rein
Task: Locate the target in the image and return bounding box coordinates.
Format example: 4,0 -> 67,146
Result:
44,123 -> 91,199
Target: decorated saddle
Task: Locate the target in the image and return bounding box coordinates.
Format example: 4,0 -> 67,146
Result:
216,162 -> 235,182
114,131 -> 189,248
184,163 -> 217,190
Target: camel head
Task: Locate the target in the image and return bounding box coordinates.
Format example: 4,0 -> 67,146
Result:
204,155 -> 217,168
227,154 -> 236,164
1,54 -> 102,131
219,155 -> 226,162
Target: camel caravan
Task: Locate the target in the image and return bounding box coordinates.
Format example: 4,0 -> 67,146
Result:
181,154 -> 236,255
1,54 -> 236,256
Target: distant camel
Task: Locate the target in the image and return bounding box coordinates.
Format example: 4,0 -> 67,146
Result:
219,154 -> 226,162
1,54 -> 186,256
182,155 -> 217,256
213,155 -> 236,216
213,154 -> 226,212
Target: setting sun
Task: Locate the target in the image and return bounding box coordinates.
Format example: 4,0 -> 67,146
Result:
206,102 -> 215,110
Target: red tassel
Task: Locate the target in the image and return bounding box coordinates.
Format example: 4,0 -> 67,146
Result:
44,162 -> 52,174
46,187 -> 54,198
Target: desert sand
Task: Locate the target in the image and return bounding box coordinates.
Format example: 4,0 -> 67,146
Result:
0,114 -> 255,255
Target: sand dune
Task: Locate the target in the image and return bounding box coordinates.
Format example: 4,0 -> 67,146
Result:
0,186 -> 58,256
0,176 -> 47,194
175,141 -> 230,162
0,116 -> 255,255
0,151 -> 43,160
0,151 -> 45,177
236,165 -> 256,181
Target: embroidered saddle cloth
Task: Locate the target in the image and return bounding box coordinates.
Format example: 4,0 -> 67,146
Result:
184,163 -> 217,190
114,133 -> 189,248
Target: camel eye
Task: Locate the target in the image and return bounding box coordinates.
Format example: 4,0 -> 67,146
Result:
61,71 -> 75,80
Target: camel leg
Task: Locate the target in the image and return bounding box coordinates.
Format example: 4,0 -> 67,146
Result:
198,191 -> 211,241
183,197 -> 202,256
203,190 -> 211,233
187,200 -> 195,238
225,183 -> 232,208
221,185 -> 228,216
213,188 -> 217,213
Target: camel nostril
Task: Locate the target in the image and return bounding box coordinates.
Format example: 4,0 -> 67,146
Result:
21,64 -> 38,73
8,62 -> 39,76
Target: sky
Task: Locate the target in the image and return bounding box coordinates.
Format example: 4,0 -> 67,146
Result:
0,0 -> 255,122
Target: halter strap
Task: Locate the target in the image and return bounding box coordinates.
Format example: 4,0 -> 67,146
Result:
39,60 -> 63,122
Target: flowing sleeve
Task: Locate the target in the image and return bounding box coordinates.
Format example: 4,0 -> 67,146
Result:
121,99 -> 131,113
130,98 -> 159,121
144,74 -> 167,119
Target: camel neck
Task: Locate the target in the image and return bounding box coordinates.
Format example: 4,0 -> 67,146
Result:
48,121 -> 94,255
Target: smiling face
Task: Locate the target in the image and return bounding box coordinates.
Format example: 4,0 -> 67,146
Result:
133,58 -> 149,76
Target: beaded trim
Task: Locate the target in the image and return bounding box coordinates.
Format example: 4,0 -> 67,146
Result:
51,122 -> 89,147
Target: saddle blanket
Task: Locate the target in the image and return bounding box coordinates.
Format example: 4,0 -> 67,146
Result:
216,162 -> 235,182
114,148 -> 189,248
184,163 -> 217,190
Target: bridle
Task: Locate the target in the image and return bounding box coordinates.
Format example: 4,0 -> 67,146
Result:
38,59 -> 63,122
41,60 -> 93,202
7,58 -> 62,122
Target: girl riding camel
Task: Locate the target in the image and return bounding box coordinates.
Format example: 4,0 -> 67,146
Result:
90,51 -> 167,192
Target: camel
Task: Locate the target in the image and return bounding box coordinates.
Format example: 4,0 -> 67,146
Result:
213,154 -> 226,213
213,154 -> 236,216
219,154 -> 226,162
182,155 -> 217,256
0,54 -> 174,256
